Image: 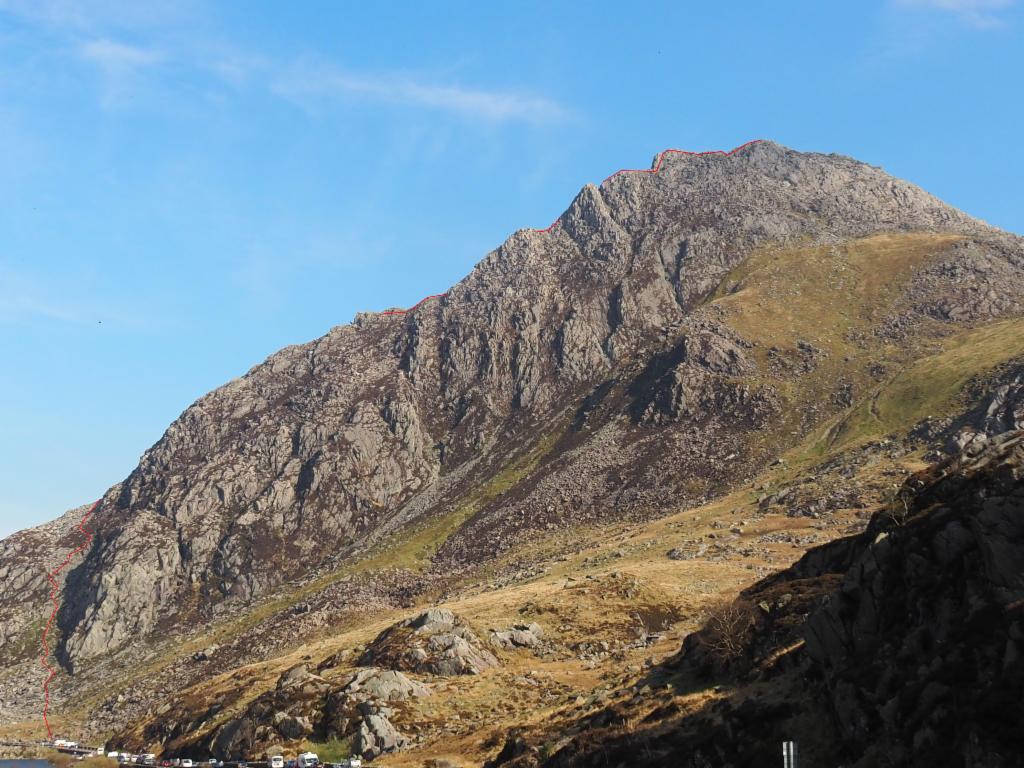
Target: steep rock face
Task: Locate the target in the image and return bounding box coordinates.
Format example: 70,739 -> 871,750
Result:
0,504 -> 97,720
0,504 -> 94,660
3,140 -> 1020,673
803,431 -> 1024,765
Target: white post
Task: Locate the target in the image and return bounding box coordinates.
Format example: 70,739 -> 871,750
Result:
782,740 -> 797,768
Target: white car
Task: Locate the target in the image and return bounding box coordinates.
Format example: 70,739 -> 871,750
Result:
181,761 -> 194,768
297,753 -> 319,768
269,757 -> 284,768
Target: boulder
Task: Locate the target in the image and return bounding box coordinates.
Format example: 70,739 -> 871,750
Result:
358,610 -> 499,676
339,667 -> 431,701
352,701 -> 408,759
273,713 -> 312,740
211,717 -> 257,761
275,664 -> 332,696
491,623 -> 544,649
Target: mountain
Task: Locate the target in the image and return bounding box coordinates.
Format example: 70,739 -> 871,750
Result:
1,140 -> 1023,763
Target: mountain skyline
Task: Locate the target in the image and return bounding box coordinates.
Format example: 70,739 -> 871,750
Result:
2,1 -> 1023,537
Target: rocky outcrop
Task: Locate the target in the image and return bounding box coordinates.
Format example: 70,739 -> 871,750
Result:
163,663 -> 431,761
628,325 -> 763,426
337,667 -> 431,701
358,609 -> 499,676
946,363 -> 1024,454
348,701 -> 408,759
322,668 -> 430,760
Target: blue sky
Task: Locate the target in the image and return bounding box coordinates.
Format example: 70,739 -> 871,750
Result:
1,0 -> 1022,538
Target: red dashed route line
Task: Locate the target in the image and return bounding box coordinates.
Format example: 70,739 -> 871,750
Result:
40,499 -> 99,739
377,139 -> 763,315
378,293 -> 449,316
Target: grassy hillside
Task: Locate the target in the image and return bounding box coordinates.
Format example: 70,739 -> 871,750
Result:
817,318 -> 1024,454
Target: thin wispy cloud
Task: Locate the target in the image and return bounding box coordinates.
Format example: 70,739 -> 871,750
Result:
272,62 -> 568,124
74,38 -> 163,107
1,1 -> 569,124
0,0 -> 198,34
893,0 -> 1017,27
79,38 -> 161,69
205,51 -> 268,88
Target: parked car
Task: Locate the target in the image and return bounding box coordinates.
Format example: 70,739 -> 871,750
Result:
181,760 -> 194,767
142,755 -> 157,766
297,754 -> 319,768
269,757 -> 284,768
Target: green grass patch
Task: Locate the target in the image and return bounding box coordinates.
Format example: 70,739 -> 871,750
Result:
807,318 -> 1024,457
705,232 -> 966,462
39,751 -> 119,768
712,232 -> 961,356
352,430 -> 562,572
303,737 -> 352,762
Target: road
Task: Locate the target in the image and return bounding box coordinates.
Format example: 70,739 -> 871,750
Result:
0,741 -> 333,768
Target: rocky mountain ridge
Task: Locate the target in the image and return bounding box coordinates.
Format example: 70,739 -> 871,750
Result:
2,140 -> 1024,761
57,143 -> 1001,661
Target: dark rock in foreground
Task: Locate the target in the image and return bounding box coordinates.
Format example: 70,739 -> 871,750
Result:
488,431 -> 1024,768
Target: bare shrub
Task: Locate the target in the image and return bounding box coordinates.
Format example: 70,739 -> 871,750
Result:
699,598 -> 755,667
884,486 -> 914,527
